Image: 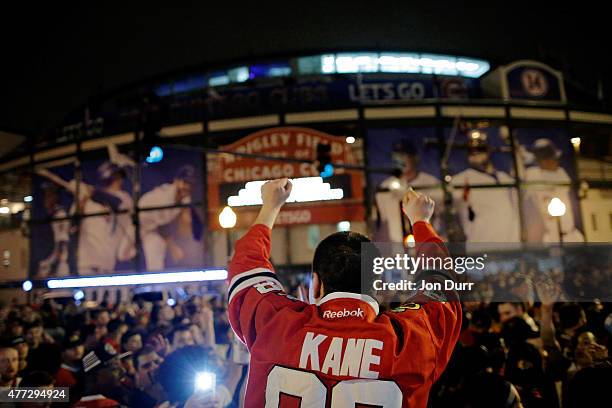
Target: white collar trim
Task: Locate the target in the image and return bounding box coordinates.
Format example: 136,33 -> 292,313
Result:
316,292 -> 380,315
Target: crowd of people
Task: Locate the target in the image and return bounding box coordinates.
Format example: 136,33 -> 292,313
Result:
0,283 -> 610,407
0,292 -> 247,407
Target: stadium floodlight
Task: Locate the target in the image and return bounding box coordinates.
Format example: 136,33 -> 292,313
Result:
47,269 -> 228,289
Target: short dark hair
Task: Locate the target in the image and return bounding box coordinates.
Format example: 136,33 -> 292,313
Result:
168,325 -> 191,344
24,319 -> 43,332
121,330 -> 141,346
107,319 -> 124,334
133,345 -> 156,370
312,231 -> 372,295
559,303 -> 585,330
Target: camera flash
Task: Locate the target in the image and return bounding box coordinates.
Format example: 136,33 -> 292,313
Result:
195,372 -> 216,392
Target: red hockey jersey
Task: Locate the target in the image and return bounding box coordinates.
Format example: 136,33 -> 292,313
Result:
228,221 -> 461,407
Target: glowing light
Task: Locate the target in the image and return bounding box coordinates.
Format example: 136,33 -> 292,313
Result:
146,146 -> 164,163
320,163 -> 334,179
22,280 -> 33,292
228,177 -> 344,207
571,137 -> 581,150
74,290 -> 85,301
337,221 -> 351,232
404,234 -> 416,248
388,180 -> 401,190
306,53 -> 490,78
345,136 -> 356,144
47,269 -> 228,289
218,206 -> 237,229
470,131 -> 482,140
166,298 -> 176,306
195,372 -> 216,392
547,197 -> 567,217
23,196 -> 33,203
0,207 -> 9,214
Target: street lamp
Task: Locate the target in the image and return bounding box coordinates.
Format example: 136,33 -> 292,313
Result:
547,197 -> 566,244
219,206 -> 237,259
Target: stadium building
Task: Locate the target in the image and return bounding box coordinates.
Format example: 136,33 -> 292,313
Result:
1,51 -> 611,301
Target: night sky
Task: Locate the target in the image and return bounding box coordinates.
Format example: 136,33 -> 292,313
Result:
1,2 -> 610,139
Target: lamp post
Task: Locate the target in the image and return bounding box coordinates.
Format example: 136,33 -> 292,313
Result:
547,197 -> 566,244
219,206 -> 237,259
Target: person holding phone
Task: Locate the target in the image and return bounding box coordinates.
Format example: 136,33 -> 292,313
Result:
157,345 -> 242,408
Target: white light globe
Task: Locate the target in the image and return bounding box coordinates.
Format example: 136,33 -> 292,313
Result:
219,206 -> 237,229
547,197 -> 566,217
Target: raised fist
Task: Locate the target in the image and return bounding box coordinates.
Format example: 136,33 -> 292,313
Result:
261,178 -> 293,209
401,188 -> 434,224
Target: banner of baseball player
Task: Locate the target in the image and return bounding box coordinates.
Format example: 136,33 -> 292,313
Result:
515,128 -> 584,242
206,126 -> 365,229
368,126 -> 583,244
30,144 -> 205,277
369,127 -> 445,243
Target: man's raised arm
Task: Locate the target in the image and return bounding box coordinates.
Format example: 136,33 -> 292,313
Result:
227,179 -> 298,347
400,188 -> 462,381
228,178 -> 292,274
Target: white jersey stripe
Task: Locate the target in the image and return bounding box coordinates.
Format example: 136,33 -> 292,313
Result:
228,275 -> 283,303
229,267 -> 274,288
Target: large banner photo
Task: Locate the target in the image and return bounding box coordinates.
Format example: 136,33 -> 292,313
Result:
30,161 -> 76,278
139,146 -> 205,272
515,128 -> 584,242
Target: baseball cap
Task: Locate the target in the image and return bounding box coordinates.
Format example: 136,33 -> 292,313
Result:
9,336 -> 26,347
62,332 -> 84,350
532,138 -> 561,160
174,165 -> 197,184
82,343 -> 131,373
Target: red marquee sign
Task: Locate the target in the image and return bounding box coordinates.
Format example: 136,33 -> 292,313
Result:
207,127 -> 364,229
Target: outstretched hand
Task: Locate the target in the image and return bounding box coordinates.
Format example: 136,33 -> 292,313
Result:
401,188 -> 435,224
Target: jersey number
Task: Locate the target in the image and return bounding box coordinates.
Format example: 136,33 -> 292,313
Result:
266,366 -> 402,407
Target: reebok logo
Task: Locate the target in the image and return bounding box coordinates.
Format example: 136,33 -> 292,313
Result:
322,308 -> 364,319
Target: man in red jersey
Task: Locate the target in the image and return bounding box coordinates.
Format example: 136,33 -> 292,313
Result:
228,178 -> 461,407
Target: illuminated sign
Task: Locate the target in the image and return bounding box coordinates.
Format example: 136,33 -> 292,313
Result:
228,177 -> 344,207
207,127 -> 365,229
315,53 -> 489,78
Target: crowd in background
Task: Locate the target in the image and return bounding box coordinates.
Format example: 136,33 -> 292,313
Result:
0,291 -> 247,407
0,282 -> 610,407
